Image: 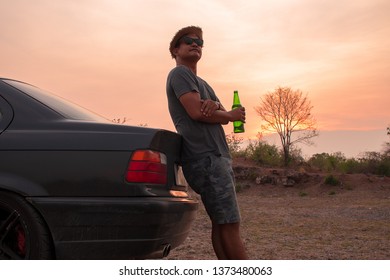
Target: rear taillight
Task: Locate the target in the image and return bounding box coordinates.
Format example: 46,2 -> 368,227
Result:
125,150 -> 167,185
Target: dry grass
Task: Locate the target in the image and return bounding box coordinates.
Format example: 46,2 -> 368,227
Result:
169,160 -> 390,260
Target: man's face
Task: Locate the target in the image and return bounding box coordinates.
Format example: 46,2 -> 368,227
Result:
174,33 -> 203,61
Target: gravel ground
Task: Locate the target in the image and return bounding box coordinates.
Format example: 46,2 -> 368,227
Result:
168,162 -> 390,260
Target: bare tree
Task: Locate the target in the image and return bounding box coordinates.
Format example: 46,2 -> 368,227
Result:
226,133 -> 244,156
255,86 -> 318,166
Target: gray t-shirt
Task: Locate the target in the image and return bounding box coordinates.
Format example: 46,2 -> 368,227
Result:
166,65 -> 230,162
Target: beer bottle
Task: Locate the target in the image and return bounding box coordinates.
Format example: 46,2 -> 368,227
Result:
232,90 -> 245,133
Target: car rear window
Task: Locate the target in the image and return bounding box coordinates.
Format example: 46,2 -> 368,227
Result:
4,80 -> 109,122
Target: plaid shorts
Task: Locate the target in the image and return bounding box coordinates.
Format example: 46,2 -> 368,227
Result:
182,154 -> 241,224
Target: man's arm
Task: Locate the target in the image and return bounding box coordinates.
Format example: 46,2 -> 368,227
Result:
179,91 -> 245,125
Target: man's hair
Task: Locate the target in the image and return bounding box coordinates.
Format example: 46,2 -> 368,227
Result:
169,26 -> 203,59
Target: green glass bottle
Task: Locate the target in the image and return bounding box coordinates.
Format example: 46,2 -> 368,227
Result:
232,90 -> 245,133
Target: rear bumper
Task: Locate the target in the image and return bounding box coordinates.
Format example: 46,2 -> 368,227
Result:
29,196 -> 198,259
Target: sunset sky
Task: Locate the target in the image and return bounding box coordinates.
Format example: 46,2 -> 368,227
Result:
1,0 -> 389,157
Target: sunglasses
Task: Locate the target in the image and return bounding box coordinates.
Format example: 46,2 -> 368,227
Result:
180,36 -> 204,47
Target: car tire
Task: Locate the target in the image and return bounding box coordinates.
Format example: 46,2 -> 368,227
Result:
0,191 -> 54,259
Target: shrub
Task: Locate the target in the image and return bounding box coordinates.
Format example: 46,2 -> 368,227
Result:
307,151 -> 390,176
299,191 -> 308,197
244,140 -> 282,166
324,174 -> 341,186
339,158 -> 361,174
235,183 -> 243,193
355,151 -> 390,176
377,158 -> 390,176
283,146 -> 305,167
309,153 -> 345,172
308,152 -> 346,172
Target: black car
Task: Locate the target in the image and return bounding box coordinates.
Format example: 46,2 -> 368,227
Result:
0,78 -> 198,260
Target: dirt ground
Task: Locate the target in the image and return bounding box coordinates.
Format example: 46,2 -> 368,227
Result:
168,158 -> 390,260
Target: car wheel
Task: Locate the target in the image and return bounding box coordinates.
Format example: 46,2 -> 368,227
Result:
0,191 -> 54,259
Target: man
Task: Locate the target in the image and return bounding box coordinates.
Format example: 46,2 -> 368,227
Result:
166,26 -> 247,259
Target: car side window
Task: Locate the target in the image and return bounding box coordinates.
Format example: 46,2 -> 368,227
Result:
0,95 -> 13,134
4,80 -> 108,122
